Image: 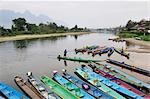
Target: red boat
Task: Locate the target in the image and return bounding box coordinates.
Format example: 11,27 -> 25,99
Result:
87,46 -> 106,54
88,63 -> 150,98
75,48 -> 87,54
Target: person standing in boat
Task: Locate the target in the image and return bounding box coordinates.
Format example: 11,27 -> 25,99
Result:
64,49 -> 67,57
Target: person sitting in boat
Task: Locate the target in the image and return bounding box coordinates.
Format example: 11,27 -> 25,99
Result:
64,49 -> 67,57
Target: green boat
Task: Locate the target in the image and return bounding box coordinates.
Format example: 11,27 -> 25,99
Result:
90,62 -> 150,90
57,55 -> 102,63
41,75 -> 78,99
75,68 -> 125,99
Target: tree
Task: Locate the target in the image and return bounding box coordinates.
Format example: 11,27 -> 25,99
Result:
12,18 -> 27,31
0,26 -> 12,36
74,25 -> 78,29
26,23 -> 38,32
125,20 -> 136,30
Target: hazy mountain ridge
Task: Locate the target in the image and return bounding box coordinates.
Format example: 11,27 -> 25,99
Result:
0,9 -> 67,28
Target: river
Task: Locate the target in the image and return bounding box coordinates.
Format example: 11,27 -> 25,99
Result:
0,32 -> 149,91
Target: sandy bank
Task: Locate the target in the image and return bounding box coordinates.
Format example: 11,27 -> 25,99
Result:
0,32 -> 91,43
125,38 -> 150,47
124,38 -> 150,53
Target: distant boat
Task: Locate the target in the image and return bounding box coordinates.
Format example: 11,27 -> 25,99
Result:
57,55 -> 102,63
0,82 -> 29,99
114,48 -> 130,59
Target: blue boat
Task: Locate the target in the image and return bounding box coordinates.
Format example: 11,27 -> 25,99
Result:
99,47 -> 110,56
78,66 -> 144,99
107,47 -> 114,57
53,72 -> 95,99
0,82 -> 29,99
63,71 -> 114,99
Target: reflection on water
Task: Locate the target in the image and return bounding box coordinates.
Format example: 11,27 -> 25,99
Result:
12,35 -> 67,49
0,33 -> 149,92
13,40 -> 30,49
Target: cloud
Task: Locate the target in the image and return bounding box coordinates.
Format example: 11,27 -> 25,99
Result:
0,1 -> 149,28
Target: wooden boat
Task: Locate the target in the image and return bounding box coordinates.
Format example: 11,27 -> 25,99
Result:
75,68 -> 125,99
94,62 -> 150,91
75,45 -> 99,53
41,75 -> 78,99
107,47 -> 114,57
63,71 -> 114,99
87,46 -> 106,54
76,66 -> 144,99
106,59 -> 150,77
27,72 -> 60,99
53,72 -> 95,99
0,82 -> 29,99
57,55 -> 102,63
14,76 -> 42,99
114,48 -> 130,59
88,62 -> 149,98
75,49 -> 87,54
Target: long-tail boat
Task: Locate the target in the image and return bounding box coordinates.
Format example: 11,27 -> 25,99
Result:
0,82 -> 29,99
87,46 -> 106,54
63,71 -> 114,99
93,62 -> 150,91
106,59 -> 150,77
114,48 -> 130,59
41,75 -> 78,99
75,45 -> 99,54
107,47 -> 114,57
57,55 -> 102,63
75,68 -> 125,99
14,76 -> 42,99
88,62 -> 150,98
53,72 -> 95,99
76,66 -> 144,99
27,72 -> 60,99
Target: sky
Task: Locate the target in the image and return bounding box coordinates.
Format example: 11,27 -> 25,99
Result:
0,0 -> 149,28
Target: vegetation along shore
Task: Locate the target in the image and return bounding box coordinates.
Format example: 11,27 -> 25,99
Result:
0,32 -> 91,42
0,17 -> 90,42
118,19 -> 150,41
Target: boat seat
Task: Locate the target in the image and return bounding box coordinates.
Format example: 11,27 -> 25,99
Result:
75,88 -> 84,98
0,87 -> 7,91
114,86 -> 120,89
98,78 -> 103,82
107,83 -> 113,87
65,82 -> 74,91
93,89 -> 102,97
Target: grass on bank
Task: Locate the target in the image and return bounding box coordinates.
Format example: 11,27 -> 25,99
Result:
118,31 -> 150,41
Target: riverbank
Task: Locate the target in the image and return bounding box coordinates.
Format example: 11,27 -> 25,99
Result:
0,32 -> 91,43
125,38 -> 150,47
125,38 -> 150,53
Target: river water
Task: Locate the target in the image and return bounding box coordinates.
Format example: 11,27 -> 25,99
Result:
0,32 -> 149,91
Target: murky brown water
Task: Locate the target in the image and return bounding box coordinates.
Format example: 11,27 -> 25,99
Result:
0,32 -> 149,92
